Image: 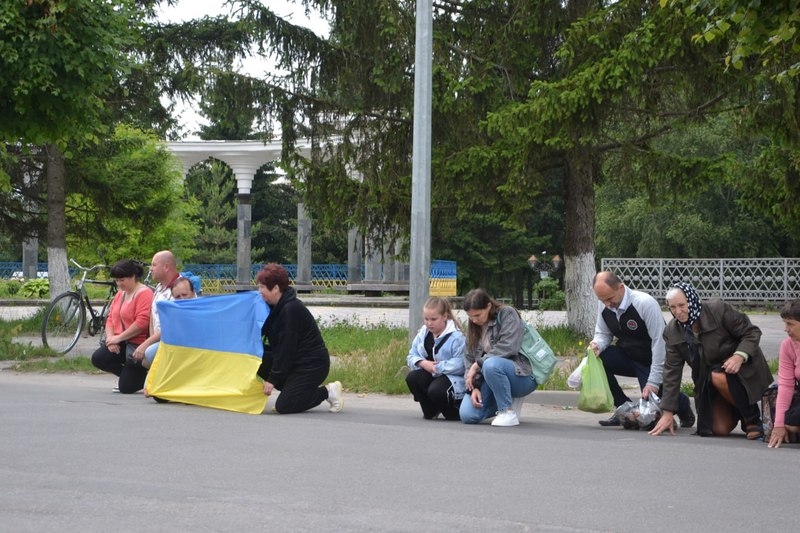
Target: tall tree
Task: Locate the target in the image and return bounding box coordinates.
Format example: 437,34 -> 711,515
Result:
251,175 -> 301,265
0,0 -> 143,296
184,160 -> 238,264
66,124 -> 194,264
147,1 -> 797,331
481,0 -> 747,333
664,0 -> 800,234
232,0 -> 571,294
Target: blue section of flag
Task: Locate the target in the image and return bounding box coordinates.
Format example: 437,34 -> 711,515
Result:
157,291 -> 268,357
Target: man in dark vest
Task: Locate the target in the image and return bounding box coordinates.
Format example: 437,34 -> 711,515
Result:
589,271 -> 695,427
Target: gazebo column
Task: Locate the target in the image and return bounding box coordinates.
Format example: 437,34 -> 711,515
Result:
364,237 -> 382,283
296,202 -> 312,290
394,239 -> 409,282
22,238 -> 38,280
383,240 -> 396,283
233,169 -> 255,288
347,227 -> 362,284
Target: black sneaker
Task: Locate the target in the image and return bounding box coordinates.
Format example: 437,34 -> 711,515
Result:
598,416 -> 620,427
678,409 -> 696,428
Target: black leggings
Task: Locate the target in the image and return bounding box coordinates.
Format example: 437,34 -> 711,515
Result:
91,343 -> 148,394
274,363 -> 330,414
405,369 -> 461,420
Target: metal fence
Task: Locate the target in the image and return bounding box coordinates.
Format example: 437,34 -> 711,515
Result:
602,258 -> 800,302
178,264 -> 350,293
0,262 -> 49,280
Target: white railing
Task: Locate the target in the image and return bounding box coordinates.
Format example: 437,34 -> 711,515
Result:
601,258 -> 800,302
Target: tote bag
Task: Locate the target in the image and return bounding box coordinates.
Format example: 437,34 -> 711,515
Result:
497,310 -> 557,385
519,322 -> 557,385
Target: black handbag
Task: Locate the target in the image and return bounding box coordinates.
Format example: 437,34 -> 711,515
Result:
762,381 -> 800,441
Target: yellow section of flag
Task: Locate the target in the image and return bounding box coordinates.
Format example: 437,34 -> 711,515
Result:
145,342 -> 267,415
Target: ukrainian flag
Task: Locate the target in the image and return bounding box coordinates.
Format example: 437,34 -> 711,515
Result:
144,291 -> 269,414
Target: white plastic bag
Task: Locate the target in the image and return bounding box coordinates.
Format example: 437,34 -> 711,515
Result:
567,356 -> 588,389
614,392 -> 664,430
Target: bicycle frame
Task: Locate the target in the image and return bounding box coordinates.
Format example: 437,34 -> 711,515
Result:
42,259 -> 118,355
70,260 -> 116,337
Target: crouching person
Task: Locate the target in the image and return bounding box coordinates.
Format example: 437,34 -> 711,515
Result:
406,297 -> 466,420
255,264 -> 343,414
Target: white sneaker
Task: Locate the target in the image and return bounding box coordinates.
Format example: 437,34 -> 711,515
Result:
491,409 -> 519,427
326,381 -> 344,413
512,397 -> 525,418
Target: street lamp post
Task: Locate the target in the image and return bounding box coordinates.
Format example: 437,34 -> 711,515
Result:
408,0 -> 433,341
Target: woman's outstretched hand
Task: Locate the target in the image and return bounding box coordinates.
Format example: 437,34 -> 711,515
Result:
648,412 -> 676,436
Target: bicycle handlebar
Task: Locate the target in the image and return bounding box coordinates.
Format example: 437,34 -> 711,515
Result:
84,279 -> 117,287
70,259 -> 107,272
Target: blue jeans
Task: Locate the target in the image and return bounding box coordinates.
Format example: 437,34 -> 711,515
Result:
144,342 -> 159,366
460,357 -> 537,424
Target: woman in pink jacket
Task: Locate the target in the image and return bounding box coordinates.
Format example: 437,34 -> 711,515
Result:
768,300 -> 800,448
91,259 -> 153,393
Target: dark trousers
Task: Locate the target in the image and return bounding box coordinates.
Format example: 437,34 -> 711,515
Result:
91,343 -> 148,394
274,363 -> 330,414
600,345 -> 693,416
405,369 -> 461,420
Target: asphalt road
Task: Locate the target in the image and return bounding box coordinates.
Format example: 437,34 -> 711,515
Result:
1,371 -> 797,533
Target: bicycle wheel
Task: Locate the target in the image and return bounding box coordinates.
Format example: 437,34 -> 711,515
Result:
42,292 -> 86,355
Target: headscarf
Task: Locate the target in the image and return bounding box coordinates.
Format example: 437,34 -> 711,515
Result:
671,281 -> 703,367
671,281 -> 702,326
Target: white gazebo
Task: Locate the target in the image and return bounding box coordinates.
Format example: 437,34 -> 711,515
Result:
167,139 -> 393,292
167,140 -> 312,288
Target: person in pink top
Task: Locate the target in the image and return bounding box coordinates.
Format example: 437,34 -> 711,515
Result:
91,259 -> 153,393
768,300 -> 800,448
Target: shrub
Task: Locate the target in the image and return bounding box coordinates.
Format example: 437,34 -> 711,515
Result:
20,278 -> 49,298
2,280 -> 22,296
539,290 -> 566,311
534,278 -> 565,310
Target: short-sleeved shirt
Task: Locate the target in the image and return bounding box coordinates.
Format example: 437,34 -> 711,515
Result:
151,283 -> 174,334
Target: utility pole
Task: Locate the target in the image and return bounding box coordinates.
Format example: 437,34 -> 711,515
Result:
408,0 -> 433,341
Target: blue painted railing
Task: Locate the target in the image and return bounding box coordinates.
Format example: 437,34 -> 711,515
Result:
1,260 -> 457,292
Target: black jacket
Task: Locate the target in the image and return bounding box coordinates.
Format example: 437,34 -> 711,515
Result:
256,287 -> 329,389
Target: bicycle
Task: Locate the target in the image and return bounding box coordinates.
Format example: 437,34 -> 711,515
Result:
41,259 -> 118,355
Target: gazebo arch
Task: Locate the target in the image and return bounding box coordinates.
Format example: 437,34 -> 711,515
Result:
166,140 -> 312,289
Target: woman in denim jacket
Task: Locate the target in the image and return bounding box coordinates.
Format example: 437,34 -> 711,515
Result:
406,297 -> 466,420
460,288 -> 537,427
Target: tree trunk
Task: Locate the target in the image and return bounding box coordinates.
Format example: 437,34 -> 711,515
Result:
563,148 -> 597,337
45,144 -> 70,300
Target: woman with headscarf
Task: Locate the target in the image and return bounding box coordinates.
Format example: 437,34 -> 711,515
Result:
650,282 -> 773,438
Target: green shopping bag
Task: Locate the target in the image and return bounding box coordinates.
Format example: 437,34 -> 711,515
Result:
577,351 -> 614,413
